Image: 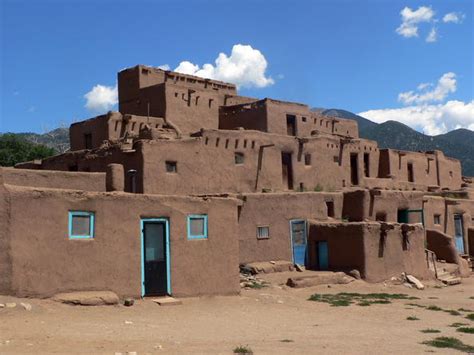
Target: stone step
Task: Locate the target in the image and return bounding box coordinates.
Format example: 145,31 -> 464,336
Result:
438,276 -> 462,285
151,296 -> 182,306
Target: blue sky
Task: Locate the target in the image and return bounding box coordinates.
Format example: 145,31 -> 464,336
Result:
1,0 -> 472,134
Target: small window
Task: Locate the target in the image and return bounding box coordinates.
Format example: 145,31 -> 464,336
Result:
376,212 -> 387,222
333,156 -> 339,163
302,116 -> 307,122
235,152 -> 244,165
187,215 -> 208,240
69,211 -> 94,239
434,214 -> 441,225
257,226 -> 270,239
165,161 -> 177,173
304,153 -> 312,166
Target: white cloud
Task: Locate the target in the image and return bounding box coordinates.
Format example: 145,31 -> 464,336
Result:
358,100 -> 474,135
396,6 -> 435,38
398,72 -> 456,105
157,64 -> 170,70
172,44 -> 274,88
426,27 -> 438,42
84,84 -> 118,112
443,12 -> 465,24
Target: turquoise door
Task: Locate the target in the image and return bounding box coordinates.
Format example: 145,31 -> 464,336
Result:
318,241 -> 329,270
290,220 -> 307,266
454,214 -> 465,254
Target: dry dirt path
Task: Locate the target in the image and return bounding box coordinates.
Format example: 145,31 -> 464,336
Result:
1,277 -> 474,354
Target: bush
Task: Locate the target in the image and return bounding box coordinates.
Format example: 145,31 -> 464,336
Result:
0,134 -> 56,166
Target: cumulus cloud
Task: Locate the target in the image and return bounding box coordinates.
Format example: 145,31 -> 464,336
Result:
443,12 -> 465,23
398,72 -> 456,105
396,6 -> 435,38
426,27 -> 438,42
359,100 -> 474,135
171,44 -> 274,88
84,84 -> 118,112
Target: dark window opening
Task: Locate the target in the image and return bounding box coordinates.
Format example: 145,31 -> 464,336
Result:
165,161 -> 177,173
244,139 -> 247,148
215,138 -> 220,147
363,153 -> 370,177
205,137 -> 209,145
434,214 -> 441,225
376,212 -> 387,222
407,162 -> 414,182
281,152 -> 294,190
235,139 -> 239,149
234,152 -> 244,165
326,201 -> 335,218
304,153 -> 312,166
397,209 -> 409,223
302,116 -> 307,122
350,153 -> 359,185
225,139 -> 229,149
286,115 -> 296,136
84,133 -> 92,149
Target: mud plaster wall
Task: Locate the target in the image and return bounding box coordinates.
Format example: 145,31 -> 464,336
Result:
5,186 -> 239,298
2,167 -> 105,191
424,196 -> 473,255
238,192 -> 343,264
380,149 -> 462,190
342,190 -> 424,222
219,102 -> 268,132
70,114 -> 110,151
0,176 -> 12,294
308,222 -> 429,282
426,229 -> 459,263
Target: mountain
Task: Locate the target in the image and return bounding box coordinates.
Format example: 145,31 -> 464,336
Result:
2,128 -> 70,153
321,109 -> 474,177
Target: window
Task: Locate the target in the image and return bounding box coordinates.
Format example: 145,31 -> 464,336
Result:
376,212 -> 387,222
187,215 -> 208,240
165,161 -> 177,173
304,153 -> 312,166
69,211 -> 94,239
302,116 -> 307,122
235,152 -> 244,165
407,162 -> 414,182
434,214 -> 441,225
257,226 -> 270,239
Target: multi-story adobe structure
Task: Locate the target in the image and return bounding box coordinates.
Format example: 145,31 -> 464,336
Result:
1,65 -> 473,299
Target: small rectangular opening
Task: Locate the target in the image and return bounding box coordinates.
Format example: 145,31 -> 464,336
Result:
434,214 -> 441,225
376,212 -> 387,222
304,153 -> 312,166
363,153 -> 370,177
286,115 -> 296,136
165,161 -> 177,173
234,152 -> 244,165
407,162 -> 414,182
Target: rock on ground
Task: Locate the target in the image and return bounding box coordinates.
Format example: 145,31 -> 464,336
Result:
52,291 -> 119,306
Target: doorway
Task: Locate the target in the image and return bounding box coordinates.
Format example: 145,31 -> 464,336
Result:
350,153 -> 359,185
141,218 -> 170,296
407,163 -> 414,182
290,219 -> 307,266
454,214 -> 465,254
317,241 -> 329,270
281,152 -> 294,190
286,115 -> 296,136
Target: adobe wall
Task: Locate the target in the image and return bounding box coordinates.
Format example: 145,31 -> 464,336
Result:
70,114 -> 110,151
238,192 -> 343,264
2,167 -> 105,191
379,149 -> 462,190
423,195 -> 473,255
308,222 -> 430,282
343,190 -> 424,222
38,145 -> 144,193
3,185 -> 239,298
219,101 -> 268,132
0,173 -> 12,294
223,95 -> 259,106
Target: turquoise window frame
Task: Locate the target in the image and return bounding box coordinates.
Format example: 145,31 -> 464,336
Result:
187,214 -> 208,240
68,211 -> 95,239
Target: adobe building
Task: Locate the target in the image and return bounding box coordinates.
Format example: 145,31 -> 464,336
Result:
1,64 -> 473,299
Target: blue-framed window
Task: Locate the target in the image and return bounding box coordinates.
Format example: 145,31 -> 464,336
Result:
187,214 -> 208,240
68,211 -> 95,239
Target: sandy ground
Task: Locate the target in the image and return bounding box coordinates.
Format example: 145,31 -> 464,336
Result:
1,274 -> 474,355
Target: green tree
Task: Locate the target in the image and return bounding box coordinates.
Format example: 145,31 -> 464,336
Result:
0,134 -> 57,166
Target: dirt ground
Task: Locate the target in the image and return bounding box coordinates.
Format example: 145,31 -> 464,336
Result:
1,273 -> 474,355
